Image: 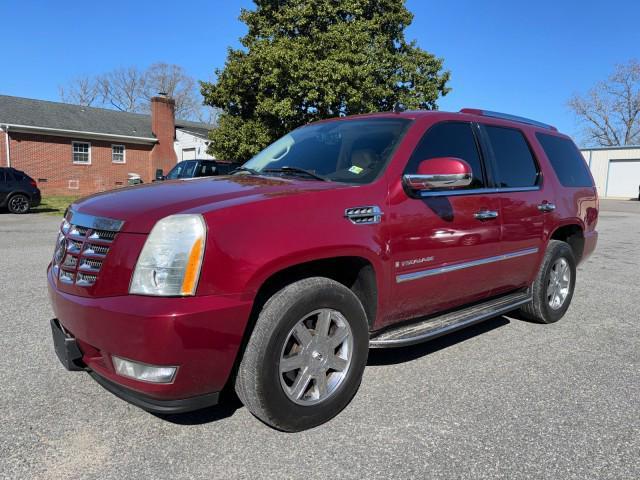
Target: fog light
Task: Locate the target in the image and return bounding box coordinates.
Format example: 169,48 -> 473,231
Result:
112,356 -> 177,383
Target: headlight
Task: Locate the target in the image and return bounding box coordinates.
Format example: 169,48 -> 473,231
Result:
130,214 -> 206,296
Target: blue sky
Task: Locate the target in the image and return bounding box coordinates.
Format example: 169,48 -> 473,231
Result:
2,0 -> 639,143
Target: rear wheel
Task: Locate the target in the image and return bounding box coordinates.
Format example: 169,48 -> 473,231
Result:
519,240 -> 576,324
7,194 -> 30,214
235,277 -> 369,432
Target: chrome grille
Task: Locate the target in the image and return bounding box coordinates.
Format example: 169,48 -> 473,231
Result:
52,210 -> 123,288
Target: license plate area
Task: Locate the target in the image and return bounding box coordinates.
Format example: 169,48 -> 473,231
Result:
50,318 -> 85,371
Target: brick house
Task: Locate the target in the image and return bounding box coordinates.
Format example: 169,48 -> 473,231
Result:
0,94 -> 212,195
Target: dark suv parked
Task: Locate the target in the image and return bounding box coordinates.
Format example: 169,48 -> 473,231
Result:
0,167 -> 41,214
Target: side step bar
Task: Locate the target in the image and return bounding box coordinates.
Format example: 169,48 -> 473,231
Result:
369,291 -> 531,348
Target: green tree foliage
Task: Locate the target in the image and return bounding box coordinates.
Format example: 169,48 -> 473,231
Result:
202,0 -> 450,162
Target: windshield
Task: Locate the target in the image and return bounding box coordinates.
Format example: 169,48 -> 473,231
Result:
166,161 -> 198,179
241,118 -> 411,184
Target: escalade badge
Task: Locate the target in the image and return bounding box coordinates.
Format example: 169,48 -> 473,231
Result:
396,256 -> 434,268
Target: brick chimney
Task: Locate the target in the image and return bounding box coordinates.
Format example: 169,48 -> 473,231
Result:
149,93 -> 177,178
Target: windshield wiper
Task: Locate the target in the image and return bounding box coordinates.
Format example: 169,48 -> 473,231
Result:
262,167 -> 328,182
231,166 -> 260,175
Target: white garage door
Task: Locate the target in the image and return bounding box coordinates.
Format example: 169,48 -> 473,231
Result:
182,148 -> 196,160
607,160 -> 640,198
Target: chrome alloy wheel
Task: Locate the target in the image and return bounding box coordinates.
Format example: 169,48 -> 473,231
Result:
547,257 -> 571,310
279,308 -> 353,406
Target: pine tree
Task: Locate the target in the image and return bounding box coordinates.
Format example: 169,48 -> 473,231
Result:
202,0 -> 450,162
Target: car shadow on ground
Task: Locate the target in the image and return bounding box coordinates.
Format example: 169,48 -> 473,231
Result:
155,315 -> 511,426
152,393 -> 243,426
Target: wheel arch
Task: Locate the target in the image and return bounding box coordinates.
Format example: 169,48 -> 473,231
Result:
549,222 -> 585,263
249,254 -> 380,329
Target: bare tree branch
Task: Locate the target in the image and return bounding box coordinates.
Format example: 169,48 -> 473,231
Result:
569,59 -> 640,146
59,63 -> 207,121
58,76 -> 100,106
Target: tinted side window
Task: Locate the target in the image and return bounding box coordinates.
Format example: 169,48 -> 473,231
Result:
0,170 -> 5,183
199,163 -> 217,176
536,133 -> 593,187
405,122 -> 484,188
485,126 -> 539,188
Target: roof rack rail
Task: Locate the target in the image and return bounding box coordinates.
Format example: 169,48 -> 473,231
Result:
459,108 -> 557,131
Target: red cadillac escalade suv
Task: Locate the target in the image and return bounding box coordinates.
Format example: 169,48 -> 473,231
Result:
48,109 -> 598,431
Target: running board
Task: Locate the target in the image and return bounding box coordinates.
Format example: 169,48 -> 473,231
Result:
369,291 -> 531,348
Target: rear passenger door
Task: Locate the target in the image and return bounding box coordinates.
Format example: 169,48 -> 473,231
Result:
479,124 -> 548,293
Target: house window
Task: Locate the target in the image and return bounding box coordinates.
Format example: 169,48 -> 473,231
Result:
72,141 -> 91,164
112,144 -> 126,164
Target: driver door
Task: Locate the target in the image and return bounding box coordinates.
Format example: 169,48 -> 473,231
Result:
385,121 -> 503,325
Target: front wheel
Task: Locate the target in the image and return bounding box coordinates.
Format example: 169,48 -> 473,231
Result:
235,277 -> 369,432
519,240 -> 576,324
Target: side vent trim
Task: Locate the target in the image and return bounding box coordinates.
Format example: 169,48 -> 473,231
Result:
344,206 -> 383,225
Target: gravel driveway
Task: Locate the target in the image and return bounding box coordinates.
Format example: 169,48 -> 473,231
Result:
1,200 -> 638,479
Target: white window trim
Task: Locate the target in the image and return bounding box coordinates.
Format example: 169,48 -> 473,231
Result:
72,141 -> 91,165
111,144 -> 126,164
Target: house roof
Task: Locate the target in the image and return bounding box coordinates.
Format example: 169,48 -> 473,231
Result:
174,119 -> 211,139
0,94 -> 211,143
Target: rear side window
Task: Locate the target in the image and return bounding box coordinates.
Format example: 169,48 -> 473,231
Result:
405,122 -> 485,188
536,133 -> 593,187
484,126 -> 539,188
198,163 -> 217,176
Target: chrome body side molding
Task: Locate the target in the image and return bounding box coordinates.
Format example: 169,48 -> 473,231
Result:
396,247 -> 539,284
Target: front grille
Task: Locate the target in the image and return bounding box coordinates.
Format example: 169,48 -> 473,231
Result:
53,212 -> 122,288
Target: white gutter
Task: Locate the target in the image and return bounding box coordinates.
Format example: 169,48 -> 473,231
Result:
1,123 -> 158,144
2,125 -> 10,167
580,144 -> 640,152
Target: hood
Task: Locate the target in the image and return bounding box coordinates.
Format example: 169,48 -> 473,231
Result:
71,175 -> 344,233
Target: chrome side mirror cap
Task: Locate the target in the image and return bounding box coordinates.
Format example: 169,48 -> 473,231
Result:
402,157 -> 473,192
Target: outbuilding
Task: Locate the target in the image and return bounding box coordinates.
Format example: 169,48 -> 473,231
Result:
581,145 -> 640,199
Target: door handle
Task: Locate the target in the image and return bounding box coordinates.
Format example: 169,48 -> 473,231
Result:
474,210 -> 499,220
538,202 -> 556,212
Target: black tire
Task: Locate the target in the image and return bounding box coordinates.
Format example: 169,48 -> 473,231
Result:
519,240 -> 576,324
7,193 -> 31,214
235,277 -> 369,432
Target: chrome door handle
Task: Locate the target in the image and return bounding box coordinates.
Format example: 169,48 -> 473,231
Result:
538,202 -> 556,212
474,210 -> 499,220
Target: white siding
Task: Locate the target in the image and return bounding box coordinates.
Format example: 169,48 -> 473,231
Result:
173,129 -> 215,162
581,146 -> 640,198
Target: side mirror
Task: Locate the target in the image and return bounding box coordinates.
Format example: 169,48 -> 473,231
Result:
403,157 -> 472,192
155,168 -> 164,181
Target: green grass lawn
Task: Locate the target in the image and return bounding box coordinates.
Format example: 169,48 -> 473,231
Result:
32,195 -> 81,216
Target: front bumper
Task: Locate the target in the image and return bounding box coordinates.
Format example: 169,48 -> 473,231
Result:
47,267 -> 253,412
50,318 -> 220,413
